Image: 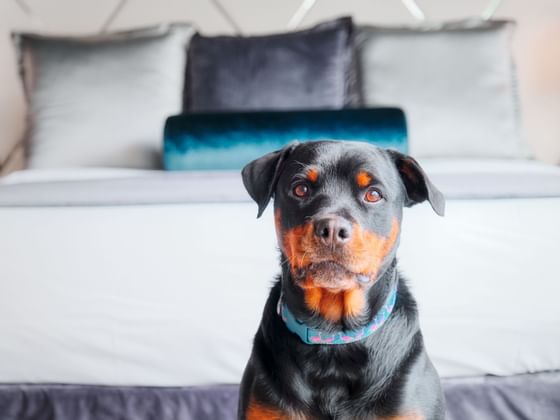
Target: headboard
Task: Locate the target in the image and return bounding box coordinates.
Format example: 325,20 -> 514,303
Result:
1,0 -> 559,168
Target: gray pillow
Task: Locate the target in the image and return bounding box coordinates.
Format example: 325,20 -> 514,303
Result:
356,19 -> 527,158
184,17 -> 358,112
14,23 -> 195,169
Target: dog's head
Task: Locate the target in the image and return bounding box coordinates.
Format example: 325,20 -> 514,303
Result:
242,141 -> 444,322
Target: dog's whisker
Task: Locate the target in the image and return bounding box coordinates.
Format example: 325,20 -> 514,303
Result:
299,251 -> 309,270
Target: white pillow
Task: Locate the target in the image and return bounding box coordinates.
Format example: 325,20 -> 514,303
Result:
14,23 -> 195,169
356,19 -> 528,158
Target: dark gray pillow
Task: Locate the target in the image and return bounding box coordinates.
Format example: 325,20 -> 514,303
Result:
184,17 -> 358,111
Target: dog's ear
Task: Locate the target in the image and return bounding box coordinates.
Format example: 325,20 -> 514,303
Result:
242,142 -> 299,218
387,150 -> 445,216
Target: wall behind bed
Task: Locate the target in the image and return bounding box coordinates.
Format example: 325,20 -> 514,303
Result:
1,0 -> 559,166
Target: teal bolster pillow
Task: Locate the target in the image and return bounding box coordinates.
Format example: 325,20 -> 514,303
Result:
163,108 -> 407,170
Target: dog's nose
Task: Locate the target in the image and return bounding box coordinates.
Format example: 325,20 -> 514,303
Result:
314,216 -> 353,246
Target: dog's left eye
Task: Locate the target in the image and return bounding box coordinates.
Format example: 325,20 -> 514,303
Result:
364,187 -> 383,203
292,182 -> 310,198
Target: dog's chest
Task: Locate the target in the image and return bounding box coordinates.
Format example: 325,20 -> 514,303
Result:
297,345 -> 383,417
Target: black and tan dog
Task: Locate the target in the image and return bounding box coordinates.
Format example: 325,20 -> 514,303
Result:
239,141 -> 445,420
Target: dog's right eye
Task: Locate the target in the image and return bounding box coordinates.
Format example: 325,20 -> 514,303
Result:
364,187 -> 383,203
292,182 -> 310,198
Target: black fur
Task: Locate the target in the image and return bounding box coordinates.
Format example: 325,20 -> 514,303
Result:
239,141 -> 445,419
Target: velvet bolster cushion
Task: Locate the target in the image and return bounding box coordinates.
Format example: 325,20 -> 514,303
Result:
163,108 -> 407,171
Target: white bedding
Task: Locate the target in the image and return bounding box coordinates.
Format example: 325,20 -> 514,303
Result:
0,160 -> 559,386
5,158 -> 559,185
1,158 -> 560,207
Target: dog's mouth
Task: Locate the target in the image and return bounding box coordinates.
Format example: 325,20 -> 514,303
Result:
294,260 -> 371,291
279,215 -> 401,293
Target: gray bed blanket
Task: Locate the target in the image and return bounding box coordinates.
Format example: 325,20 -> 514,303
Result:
1,372 -> 559,420
1,159 -> 560,207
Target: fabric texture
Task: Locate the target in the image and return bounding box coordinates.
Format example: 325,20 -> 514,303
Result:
356,19 -> 526,158
163,108 -> 407,170
13,23 -> 195,169
1,373 -> 560,420
184,17 -> 358,111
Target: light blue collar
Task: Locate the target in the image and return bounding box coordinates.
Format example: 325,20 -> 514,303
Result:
278,282 -> 398,345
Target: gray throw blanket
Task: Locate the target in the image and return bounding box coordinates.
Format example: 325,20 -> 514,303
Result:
1,372 -> 559,420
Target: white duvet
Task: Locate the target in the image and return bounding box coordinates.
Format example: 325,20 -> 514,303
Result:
0,159 -> 559,386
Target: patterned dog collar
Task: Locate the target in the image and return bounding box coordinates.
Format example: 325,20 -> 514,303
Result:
278,283 -> 398,345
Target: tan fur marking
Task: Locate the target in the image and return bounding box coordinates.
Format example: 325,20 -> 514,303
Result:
306,168 -> 319,183
246,399 -> 285,419
319,290 -> 344,322
304,285 -> 323,314
281,218 -> 400,321
343,287 -> 367,318
356,171 -> 373,188
246,398 -> 305,420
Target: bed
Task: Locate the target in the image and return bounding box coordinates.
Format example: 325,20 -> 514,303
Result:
0,158 -> 559,419
2,0 -> 560,416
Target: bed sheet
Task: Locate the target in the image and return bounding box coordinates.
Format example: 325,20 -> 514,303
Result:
0,196 -> 559,385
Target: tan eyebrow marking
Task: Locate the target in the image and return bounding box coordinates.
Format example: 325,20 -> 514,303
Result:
356,171 -> 373,188
306,168 -> 319,183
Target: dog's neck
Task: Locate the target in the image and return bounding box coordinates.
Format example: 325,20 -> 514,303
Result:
280,258 -> 399,334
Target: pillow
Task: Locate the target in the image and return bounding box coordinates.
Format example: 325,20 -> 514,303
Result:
13,23 -> 195,169
163,108 -> 407,170
184,17 -> 358,112
356,19 -> 527,158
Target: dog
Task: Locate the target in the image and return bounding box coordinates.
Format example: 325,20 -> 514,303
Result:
238,141 -> 445,420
